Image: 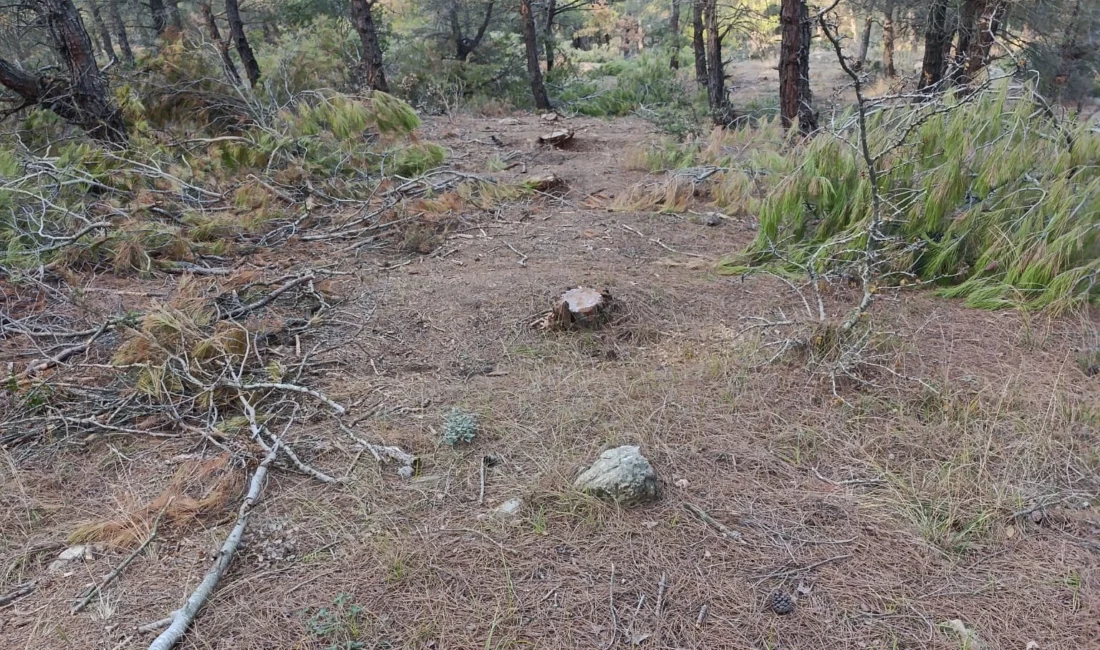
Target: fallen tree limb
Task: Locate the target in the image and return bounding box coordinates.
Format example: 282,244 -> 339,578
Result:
73,509 -> 166,614
684,502 -> 746,545
147,444 -> 279,650
0,581 -> 36,606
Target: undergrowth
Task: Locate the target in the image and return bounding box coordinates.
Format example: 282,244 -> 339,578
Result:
628,84 -> 1099,311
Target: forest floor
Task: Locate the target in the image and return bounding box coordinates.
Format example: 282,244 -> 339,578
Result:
1,111 -> 1099,650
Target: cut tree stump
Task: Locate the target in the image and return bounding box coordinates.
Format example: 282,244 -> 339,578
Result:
523,173 -> 562,191
534,287 -> 616,330
537,129 -> 574,148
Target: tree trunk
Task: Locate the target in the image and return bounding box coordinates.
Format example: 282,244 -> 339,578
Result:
692,0 -> 706,84
881,3 -> 895,77
149,0 -> 167,37
962,0 -> 1006,84
703,0 -> 732,125
519,0 -> 551,109
350,0 -> 389,92
226,0 -> 261,87
918,0 -> 951,92
669,0 -> 680,69
779,0 -> 816,135
452,2 -> 495,61
106,0 -> 134,64
543,0 -> 556,71
165,0 -> 182,33
200,1 -> 241,85
0,0 -> 126,143
87,0 -> 118,64
952,0 -> 978,84
856,16 -> 872,69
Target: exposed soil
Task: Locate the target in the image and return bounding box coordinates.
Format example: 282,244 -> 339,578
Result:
2,113 -> 1099,650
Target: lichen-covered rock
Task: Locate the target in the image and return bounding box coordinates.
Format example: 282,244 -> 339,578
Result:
574,445 -> 659,505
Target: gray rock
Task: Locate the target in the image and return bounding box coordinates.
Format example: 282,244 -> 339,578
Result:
493,497 -> 524,518
574,445 -> 659,505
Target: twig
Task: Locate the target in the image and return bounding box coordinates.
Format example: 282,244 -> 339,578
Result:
16,319 -> 115,379
601,563 -> 619,650
0,581 -> 36,607
478,455 -> 487,505
227,380 -> 346,415
696,603 -> 708,625
238,395 -> 341,484
684,502 -> 746,544
504,241 -> 528,266
813,467 -> 884,487
137,616 -> 175,634
73,509 -> 166,613
147,444 -> 280,650
654,574 -> 667,616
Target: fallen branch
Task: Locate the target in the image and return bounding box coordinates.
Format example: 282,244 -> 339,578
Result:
16,319 -> 116,379
684,502 -> 746,545
73,509 -> 166,614
147,444 -> 280,650
0,581 -> 36,606
226,380 -> 346,415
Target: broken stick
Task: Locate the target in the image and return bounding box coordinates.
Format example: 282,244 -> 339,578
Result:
146,444 -> 280,650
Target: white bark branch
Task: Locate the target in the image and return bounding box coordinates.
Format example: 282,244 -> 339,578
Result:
146,444 -> 279,650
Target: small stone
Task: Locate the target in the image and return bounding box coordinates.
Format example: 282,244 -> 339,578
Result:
1026,642 -> 1039,650
574,445 -> 659,506
702,213 -> 722,227
1030,509 -> 1043,524
397,465 -> 414,479
674,478 -> 689,489
493,497 -> 523,518
642,521 -> 658,529
498,117 -> 521,125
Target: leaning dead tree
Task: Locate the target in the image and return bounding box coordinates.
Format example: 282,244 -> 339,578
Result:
0,0 -> 127,143
779,0 -> 817,135
226,0 -> 261,87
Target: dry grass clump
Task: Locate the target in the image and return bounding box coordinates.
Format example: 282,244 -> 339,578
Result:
68,455 -> 243,547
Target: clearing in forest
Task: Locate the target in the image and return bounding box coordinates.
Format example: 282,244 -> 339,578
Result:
1,114 -> 1098,650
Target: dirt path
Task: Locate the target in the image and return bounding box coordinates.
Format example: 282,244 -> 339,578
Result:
2,115 -> 1098,650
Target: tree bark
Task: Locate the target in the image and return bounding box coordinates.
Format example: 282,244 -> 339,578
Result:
454,0 -> 494,61
543,0 -> 556,71
519,0 -> 550,109
692,0 -> 706,84
962,0 -> 1006,84
856,16 -> 872,69
87,0 -> 118,64
149,0 -> 167,37
881,2 -> 895,77
165,0 -> 182,33
0,0 -> 126,143
350,0 -> 389,92
200,1 -> 241,85
703,0 -> 733,125
779,0 -> 816,135
106,0 -> 133,64
226,0 -> 261,87
669,0 -> 680,69
918,0 -> 951,92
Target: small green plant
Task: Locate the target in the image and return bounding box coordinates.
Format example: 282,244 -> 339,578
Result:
441,407 -> 478,446
305,593 -> 368,650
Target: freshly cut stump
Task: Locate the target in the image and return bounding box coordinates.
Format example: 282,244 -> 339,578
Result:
537,129 -> 574,148
537,287 -> 615,330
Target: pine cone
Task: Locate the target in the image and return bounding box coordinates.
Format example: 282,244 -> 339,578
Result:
767,591 -> 795,615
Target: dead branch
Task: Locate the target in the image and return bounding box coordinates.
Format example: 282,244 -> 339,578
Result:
146,443 -> 280,650
684,502 -> 747,544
